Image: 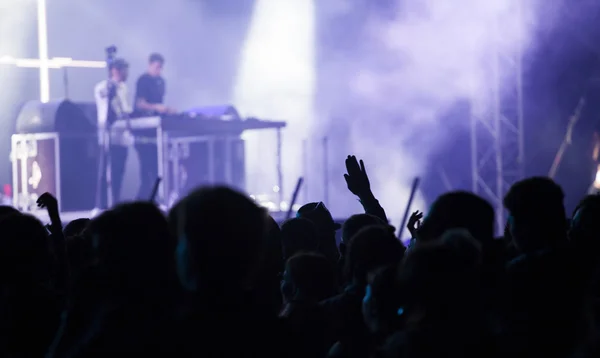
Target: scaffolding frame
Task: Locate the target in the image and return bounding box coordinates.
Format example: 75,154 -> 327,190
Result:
470,1 -> 525,232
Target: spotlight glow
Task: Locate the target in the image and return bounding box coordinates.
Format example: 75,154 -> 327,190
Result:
234,0 -> 316,201
316,0 -> 541,228
36,0 -> 49,103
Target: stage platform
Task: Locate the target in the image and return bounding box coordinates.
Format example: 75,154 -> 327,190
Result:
26,209 -> 345,227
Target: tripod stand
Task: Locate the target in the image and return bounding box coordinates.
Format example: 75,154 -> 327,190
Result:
94,129 -> 113,209
93,46 -> 126,210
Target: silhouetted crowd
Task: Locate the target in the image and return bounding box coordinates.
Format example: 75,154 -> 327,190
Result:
1,154 -> 600,357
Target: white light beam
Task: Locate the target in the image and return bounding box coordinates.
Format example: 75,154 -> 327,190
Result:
37,0 -> 50,103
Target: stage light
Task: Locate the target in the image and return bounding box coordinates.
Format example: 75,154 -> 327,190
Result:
36,0 -> 49,103
594,165 -> 600,190
279,201 -> 289,211
234,0 -> 316,201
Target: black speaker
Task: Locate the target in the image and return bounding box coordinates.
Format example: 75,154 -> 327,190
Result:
13,100 -> 98,211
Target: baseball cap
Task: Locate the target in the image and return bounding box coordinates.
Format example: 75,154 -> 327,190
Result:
296,202 -> 341,231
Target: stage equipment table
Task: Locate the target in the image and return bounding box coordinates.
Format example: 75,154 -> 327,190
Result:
111,116 -> 286,206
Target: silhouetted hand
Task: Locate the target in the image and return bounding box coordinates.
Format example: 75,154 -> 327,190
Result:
37,192 -> 59,218
344,155 -> 370,197
38,192 -> 67,291
407,210 -> 423,238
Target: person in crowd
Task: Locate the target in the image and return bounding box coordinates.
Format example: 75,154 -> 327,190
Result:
503,177 -> 593,358
376,230 -> 496,358
63,218 -> 91,239
281,217 -> 320,261
4,151 -> 600,358
49,202 -> 178,356
415,191 -> 507,322
297,201 -> 341,264
168,186 -> 285,356
570,193 -> 600,262
504,176 -> 569,254
253,215 -> 285,315
361,265 -> 404,347
0,205 -> 19,218
340,214 -> 389,270
280,252 -> 338,358
570,194 -> 600,325
0,213 -> 62,357
323,225 -> 405,358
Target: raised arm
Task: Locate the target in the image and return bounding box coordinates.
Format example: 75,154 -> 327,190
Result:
36,192 -> 68,294
343,155 -> 388,223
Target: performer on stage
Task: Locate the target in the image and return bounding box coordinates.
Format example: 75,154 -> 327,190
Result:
134,53 -> 176,116
94,58 -> 132,208
133,53 -> 176,199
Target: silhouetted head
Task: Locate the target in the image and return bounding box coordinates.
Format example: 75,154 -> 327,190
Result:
398,234 -> 480,323
170,186 -> 267,293
252,215 -> 284,314
0,213 -> 51,285
65,235 -> 94,281
570,194 -> 600,250
280,217 -> 319,261
297,202 -> 340,263
362,265 -> 402,335
64,218 -> 90,238
0,214 -> 57,357
147,53 -> 164,77
264,215 -> 283,275
281,252 -> 336,305
0,205 -> 19,220
504,177 -> 567,253
297,202 -> 340,232
419,191 -> 494,244
341,213 -> 388,256
441,229 -> 483,267
344,225 -> 405,286
88,201 -> 172,296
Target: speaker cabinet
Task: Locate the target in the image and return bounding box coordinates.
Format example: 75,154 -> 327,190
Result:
11,133 -> 97,212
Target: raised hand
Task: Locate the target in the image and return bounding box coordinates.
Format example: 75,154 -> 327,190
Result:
407,210 -> 423,238
36,192 -> 60,224
38,192 -> 67,291
37,192 -> 58,215
344,155 -> 371,197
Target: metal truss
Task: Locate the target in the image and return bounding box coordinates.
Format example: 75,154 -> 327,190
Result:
470,1 -> 525,232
